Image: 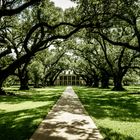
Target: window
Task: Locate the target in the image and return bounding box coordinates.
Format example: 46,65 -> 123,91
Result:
68,76 -> 71,80
64,76 -> 67,80
72,76 -> 75,80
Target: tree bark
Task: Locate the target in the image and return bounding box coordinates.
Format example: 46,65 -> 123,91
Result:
34,76 -> 40,88
0,72 -> 10,95
46,78 -> 54,86
112,76 -> 125,91
86,79 -> 93,87
49,80 -> 55,86
101,74 -> 110,88
19,72 -> 29,90
92,76 -> 99,88
0,80 -> 6,95
0,53 -> 32,95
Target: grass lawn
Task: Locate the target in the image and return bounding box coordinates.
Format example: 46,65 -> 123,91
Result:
0,86 -> 65,140
74,86 -> 140,140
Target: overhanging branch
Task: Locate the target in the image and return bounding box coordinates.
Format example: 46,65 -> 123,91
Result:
0,0 -> 41,18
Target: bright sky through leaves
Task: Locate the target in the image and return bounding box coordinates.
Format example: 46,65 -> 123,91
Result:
51,0 -> 77,10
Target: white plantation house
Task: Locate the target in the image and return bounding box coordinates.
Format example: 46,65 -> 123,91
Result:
54,70 -> 85,86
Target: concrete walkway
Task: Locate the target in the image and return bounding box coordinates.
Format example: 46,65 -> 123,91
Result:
30,86 -> 103,140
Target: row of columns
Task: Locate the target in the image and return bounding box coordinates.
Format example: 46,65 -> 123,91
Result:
55,75 -> 82,86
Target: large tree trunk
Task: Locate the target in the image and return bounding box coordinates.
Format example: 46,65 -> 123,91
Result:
0,79 -> 6,95
42,80 -> 46,87
0,71 -> 11,95
86,79 -> 93,87
34,82 -> 39,88
46,79 -> 54,86
34,77 -> 40,88
112,76 -> 125,91
0,53 -> 33,95
18,62 -> 30,90
19,72 -> 29,90
101,74 -> 110,88
49,80 -> 54,86
92,76 -> 99,88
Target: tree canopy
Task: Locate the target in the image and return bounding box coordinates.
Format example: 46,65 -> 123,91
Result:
1,0 -> 140,94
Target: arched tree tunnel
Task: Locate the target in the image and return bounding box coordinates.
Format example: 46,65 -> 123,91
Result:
1,0 -> 140,95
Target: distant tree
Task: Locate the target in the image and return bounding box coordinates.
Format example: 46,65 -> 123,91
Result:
28,43 -> 69,87
69,35 -> 111,88
29,60 -> 44,88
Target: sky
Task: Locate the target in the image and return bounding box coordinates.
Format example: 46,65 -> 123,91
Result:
51,0 -> 77,10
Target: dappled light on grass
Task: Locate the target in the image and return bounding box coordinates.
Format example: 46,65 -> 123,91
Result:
0,101 -> 53,112
74,86 -> 140,140
0,86 -> 65,140
99,126 -> 134,140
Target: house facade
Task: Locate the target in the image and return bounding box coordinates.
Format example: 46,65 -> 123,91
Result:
54,70 -> 85,86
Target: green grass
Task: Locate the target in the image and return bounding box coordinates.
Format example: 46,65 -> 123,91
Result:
0,86 -> 65,140
74,86 -> 140,140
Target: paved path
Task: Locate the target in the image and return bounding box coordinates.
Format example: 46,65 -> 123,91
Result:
30,86 -> 103,140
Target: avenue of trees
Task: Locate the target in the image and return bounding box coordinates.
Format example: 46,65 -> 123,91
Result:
70,35 -> 140,90
1,0 -> 140,94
